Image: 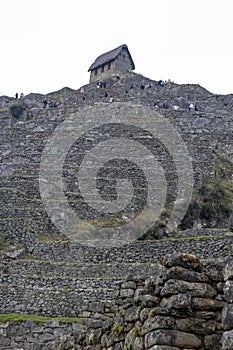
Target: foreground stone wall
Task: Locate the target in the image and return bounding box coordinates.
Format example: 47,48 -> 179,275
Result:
0,320 -> 83,350
0,253 -> 228,350
222,255 -> 233,349
1,230 -> 231,320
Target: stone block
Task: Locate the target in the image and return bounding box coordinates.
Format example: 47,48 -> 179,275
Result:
192,297 -> 225,310
224,280 -> 233,303
141,294 -> 160,308
120,288 -> 134,298
223,258 -> 233,281
161,253 -> 202,271
166,266 -> 208,282
89,302 -> 104,313
160,293 -> 191,309
145,329 -> 202,348
141,316 -> 175,335
176,318 -> 216,334
204,333 -> 222,350
38,333 -> 55,343
222,330 -> 233,350
222,304 -> 233,330
123,306 -> 140,322
121,281 -> 137,289
160,279 -> 217,298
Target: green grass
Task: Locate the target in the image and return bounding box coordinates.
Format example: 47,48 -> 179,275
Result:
111,324 -> 124,334
180,155 -> 233,230
35,233 -> 66,243
0,313 -> 82,323
162,234 -> 233,242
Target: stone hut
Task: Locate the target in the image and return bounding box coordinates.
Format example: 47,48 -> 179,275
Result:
88,44 -> 135,83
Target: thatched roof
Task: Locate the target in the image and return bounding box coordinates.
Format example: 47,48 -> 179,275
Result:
88,44 -> 135,72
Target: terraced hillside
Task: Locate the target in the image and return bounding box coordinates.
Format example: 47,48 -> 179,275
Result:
0,71 -> 232,244
0,71 -> 233,349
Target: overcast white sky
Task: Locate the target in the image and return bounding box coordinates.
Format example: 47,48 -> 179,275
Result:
1,0 -> 233,97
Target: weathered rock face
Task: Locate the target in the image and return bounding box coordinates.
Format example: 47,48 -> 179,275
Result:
0,253 -> 227,349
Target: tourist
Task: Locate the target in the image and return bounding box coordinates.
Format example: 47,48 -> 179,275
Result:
42,98 -> 48,108
158,80 -> 165,87
188,103 -> 195,111
194,103 -> 199,111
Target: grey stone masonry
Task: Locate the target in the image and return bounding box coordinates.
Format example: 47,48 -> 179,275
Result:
0,71 -> 233,243
0,252 -> 227,349
222,254 -> 233,349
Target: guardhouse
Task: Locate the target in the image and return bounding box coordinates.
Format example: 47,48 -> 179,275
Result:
88,44 -> 135,83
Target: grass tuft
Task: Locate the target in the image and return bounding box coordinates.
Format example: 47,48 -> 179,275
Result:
0,313 -> 82,323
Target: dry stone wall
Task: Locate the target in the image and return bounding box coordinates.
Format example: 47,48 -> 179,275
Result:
221,256 -> 233,349
0,253 -> 228,350
28,231 -> 232,263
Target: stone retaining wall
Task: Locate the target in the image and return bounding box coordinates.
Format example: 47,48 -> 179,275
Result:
1,91 -> 232,242
222,256 -> 233,349
0,275 -> 119,317
0,253 -> 228,350
29,234 -> 232,263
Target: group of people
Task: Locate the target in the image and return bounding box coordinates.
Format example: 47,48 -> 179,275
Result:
130,79 -> 166,91
17,77 -> 199,112
140,82 -> 152,90
153,100 -> 169,109
42,98 -> 58,108
96,81 -> 107,88
153,99 -> 199,111
15,92 -> 24,99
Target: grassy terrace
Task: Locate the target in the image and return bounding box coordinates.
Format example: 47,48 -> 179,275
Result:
0,313 -> 83,323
